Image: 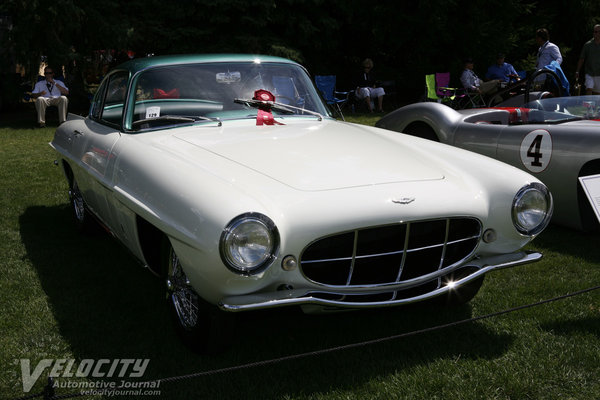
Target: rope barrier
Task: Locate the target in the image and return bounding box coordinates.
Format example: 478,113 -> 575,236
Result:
155,283 -> 600,384
11,284 -> 600,400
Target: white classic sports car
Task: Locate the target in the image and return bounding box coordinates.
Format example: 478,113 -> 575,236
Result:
50,54 -> 552,352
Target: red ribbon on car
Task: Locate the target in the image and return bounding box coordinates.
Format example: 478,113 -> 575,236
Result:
256,109 -> 284,125
153,88 -> 180,99
253,89 -> 284,126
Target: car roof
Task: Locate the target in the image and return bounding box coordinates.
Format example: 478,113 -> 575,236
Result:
115,54 -> 299,73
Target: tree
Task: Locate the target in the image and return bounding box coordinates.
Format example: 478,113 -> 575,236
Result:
2,0 -> 600,107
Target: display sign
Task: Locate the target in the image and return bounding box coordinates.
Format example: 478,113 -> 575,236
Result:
578,174 -> 600,223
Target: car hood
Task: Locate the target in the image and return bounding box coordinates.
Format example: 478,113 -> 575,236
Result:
169,120 -> 444,191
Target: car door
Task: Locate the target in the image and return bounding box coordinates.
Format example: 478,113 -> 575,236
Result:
70,71 -> 128,231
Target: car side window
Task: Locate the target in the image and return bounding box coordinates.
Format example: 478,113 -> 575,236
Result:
89,79 -> 108,120
89,71 -> 129,128
100,72 -> 129,126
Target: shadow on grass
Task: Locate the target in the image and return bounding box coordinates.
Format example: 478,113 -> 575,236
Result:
541,316 -> 600,338
20,204 -> 515,399
531,224 -> 600,264
0,103 -> 86,130
0,104 -> 45,130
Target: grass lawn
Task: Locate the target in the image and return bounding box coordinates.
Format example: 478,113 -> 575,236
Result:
1,107 -> 599,399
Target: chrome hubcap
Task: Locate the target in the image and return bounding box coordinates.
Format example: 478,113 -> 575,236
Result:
167,248 -> 199,330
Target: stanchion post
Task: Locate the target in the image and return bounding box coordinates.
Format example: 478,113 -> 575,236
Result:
43,377 -> 55,400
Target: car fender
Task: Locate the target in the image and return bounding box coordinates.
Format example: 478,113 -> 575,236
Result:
376,102 -> 462,144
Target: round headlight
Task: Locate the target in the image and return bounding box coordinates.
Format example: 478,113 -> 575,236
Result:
512,182 -> 553,236
220,213 -> 279,274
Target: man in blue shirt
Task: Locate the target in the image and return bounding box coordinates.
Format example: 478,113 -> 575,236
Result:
486,54 -> 520,83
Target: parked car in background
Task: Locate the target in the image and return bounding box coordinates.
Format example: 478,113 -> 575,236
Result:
50,54 -> 552,352
377,96 -> 600,231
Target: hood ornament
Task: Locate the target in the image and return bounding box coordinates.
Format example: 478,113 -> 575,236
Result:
392,197 -> 415,205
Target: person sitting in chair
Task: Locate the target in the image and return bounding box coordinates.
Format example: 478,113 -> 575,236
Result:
486,53 -> 520,83
355,58 -> 385,113
31,66 -> 69,128
460,58 -> 499,96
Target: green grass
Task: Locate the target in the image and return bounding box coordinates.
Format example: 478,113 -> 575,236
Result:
1,108 -> 599,399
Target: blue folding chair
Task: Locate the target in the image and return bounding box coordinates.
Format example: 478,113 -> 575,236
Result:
272,76 -> 304,107
314,75 -> 349,120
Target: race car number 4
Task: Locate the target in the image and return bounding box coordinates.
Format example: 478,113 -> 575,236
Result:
519,129 -> 552,173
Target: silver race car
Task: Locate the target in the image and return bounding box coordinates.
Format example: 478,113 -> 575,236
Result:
377,96 -> 600,231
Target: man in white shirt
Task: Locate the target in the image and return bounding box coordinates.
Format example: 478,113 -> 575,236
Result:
31,66 -> 69,127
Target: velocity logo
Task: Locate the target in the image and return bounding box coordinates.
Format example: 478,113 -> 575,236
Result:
19,358 -> 150,392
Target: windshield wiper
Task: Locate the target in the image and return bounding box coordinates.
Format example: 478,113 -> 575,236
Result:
234,98 -> 323,121
131,115 -> 222,129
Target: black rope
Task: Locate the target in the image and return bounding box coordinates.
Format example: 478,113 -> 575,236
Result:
10,284 -> 600,400
154,284 -> 600,384
12,392 -> 45,400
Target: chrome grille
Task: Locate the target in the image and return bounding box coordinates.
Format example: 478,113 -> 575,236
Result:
301,218 -> 481,286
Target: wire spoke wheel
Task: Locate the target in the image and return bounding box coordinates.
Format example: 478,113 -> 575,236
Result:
71,184 -> 85,222
68,179 -> 96,233
167,250 -> 200,330
163,240 -> 235,353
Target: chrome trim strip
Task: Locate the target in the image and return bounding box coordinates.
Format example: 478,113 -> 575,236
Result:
439,218 -> 450,270
436,219 -> 451,289
300,234 -> 480,264
219,251 -> 542,312
345,230 -> 359,285
395,222 -> 411,282
301,256 -> 353,264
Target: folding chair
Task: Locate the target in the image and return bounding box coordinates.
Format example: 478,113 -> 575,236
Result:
435,72 -> 460,102
425,73 -> 464,108
272,76 -> 304,107
314,75 -> 349,120
425,74 -> 440,101
463,89 -> 486,108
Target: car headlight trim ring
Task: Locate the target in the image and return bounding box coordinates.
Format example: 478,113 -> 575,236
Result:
220,212 -> 280,275
512,182 -> 553,236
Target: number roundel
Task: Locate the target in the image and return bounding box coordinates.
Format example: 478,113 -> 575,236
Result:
519,130 -> 552,173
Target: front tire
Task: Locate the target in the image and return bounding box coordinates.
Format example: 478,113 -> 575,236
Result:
439,268 -> 485,307
163,240 -> 234,354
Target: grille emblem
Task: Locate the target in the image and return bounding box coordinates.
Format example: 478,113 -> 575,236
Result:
392,197 -> 415,204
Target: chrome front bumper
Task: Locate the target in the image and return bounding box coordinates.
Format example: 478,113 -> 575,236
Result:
218,251 -> 541,312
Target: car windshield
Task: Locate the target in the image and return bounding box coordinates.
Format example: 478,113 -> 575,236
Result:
128,61 -> 330,130
519,96 -> 600,124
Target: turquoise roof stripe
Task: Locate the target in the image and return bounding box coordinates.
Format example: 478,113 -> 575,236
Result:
116,54 -> 298,73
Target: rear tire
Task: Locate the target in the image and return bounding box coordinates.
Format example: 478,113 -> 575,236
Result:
69,179 -> 97,233
163,239 -> 234,354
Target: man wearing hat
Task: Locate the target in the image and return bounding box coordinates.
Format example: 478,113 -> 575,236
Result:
460,58 -> 500,96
